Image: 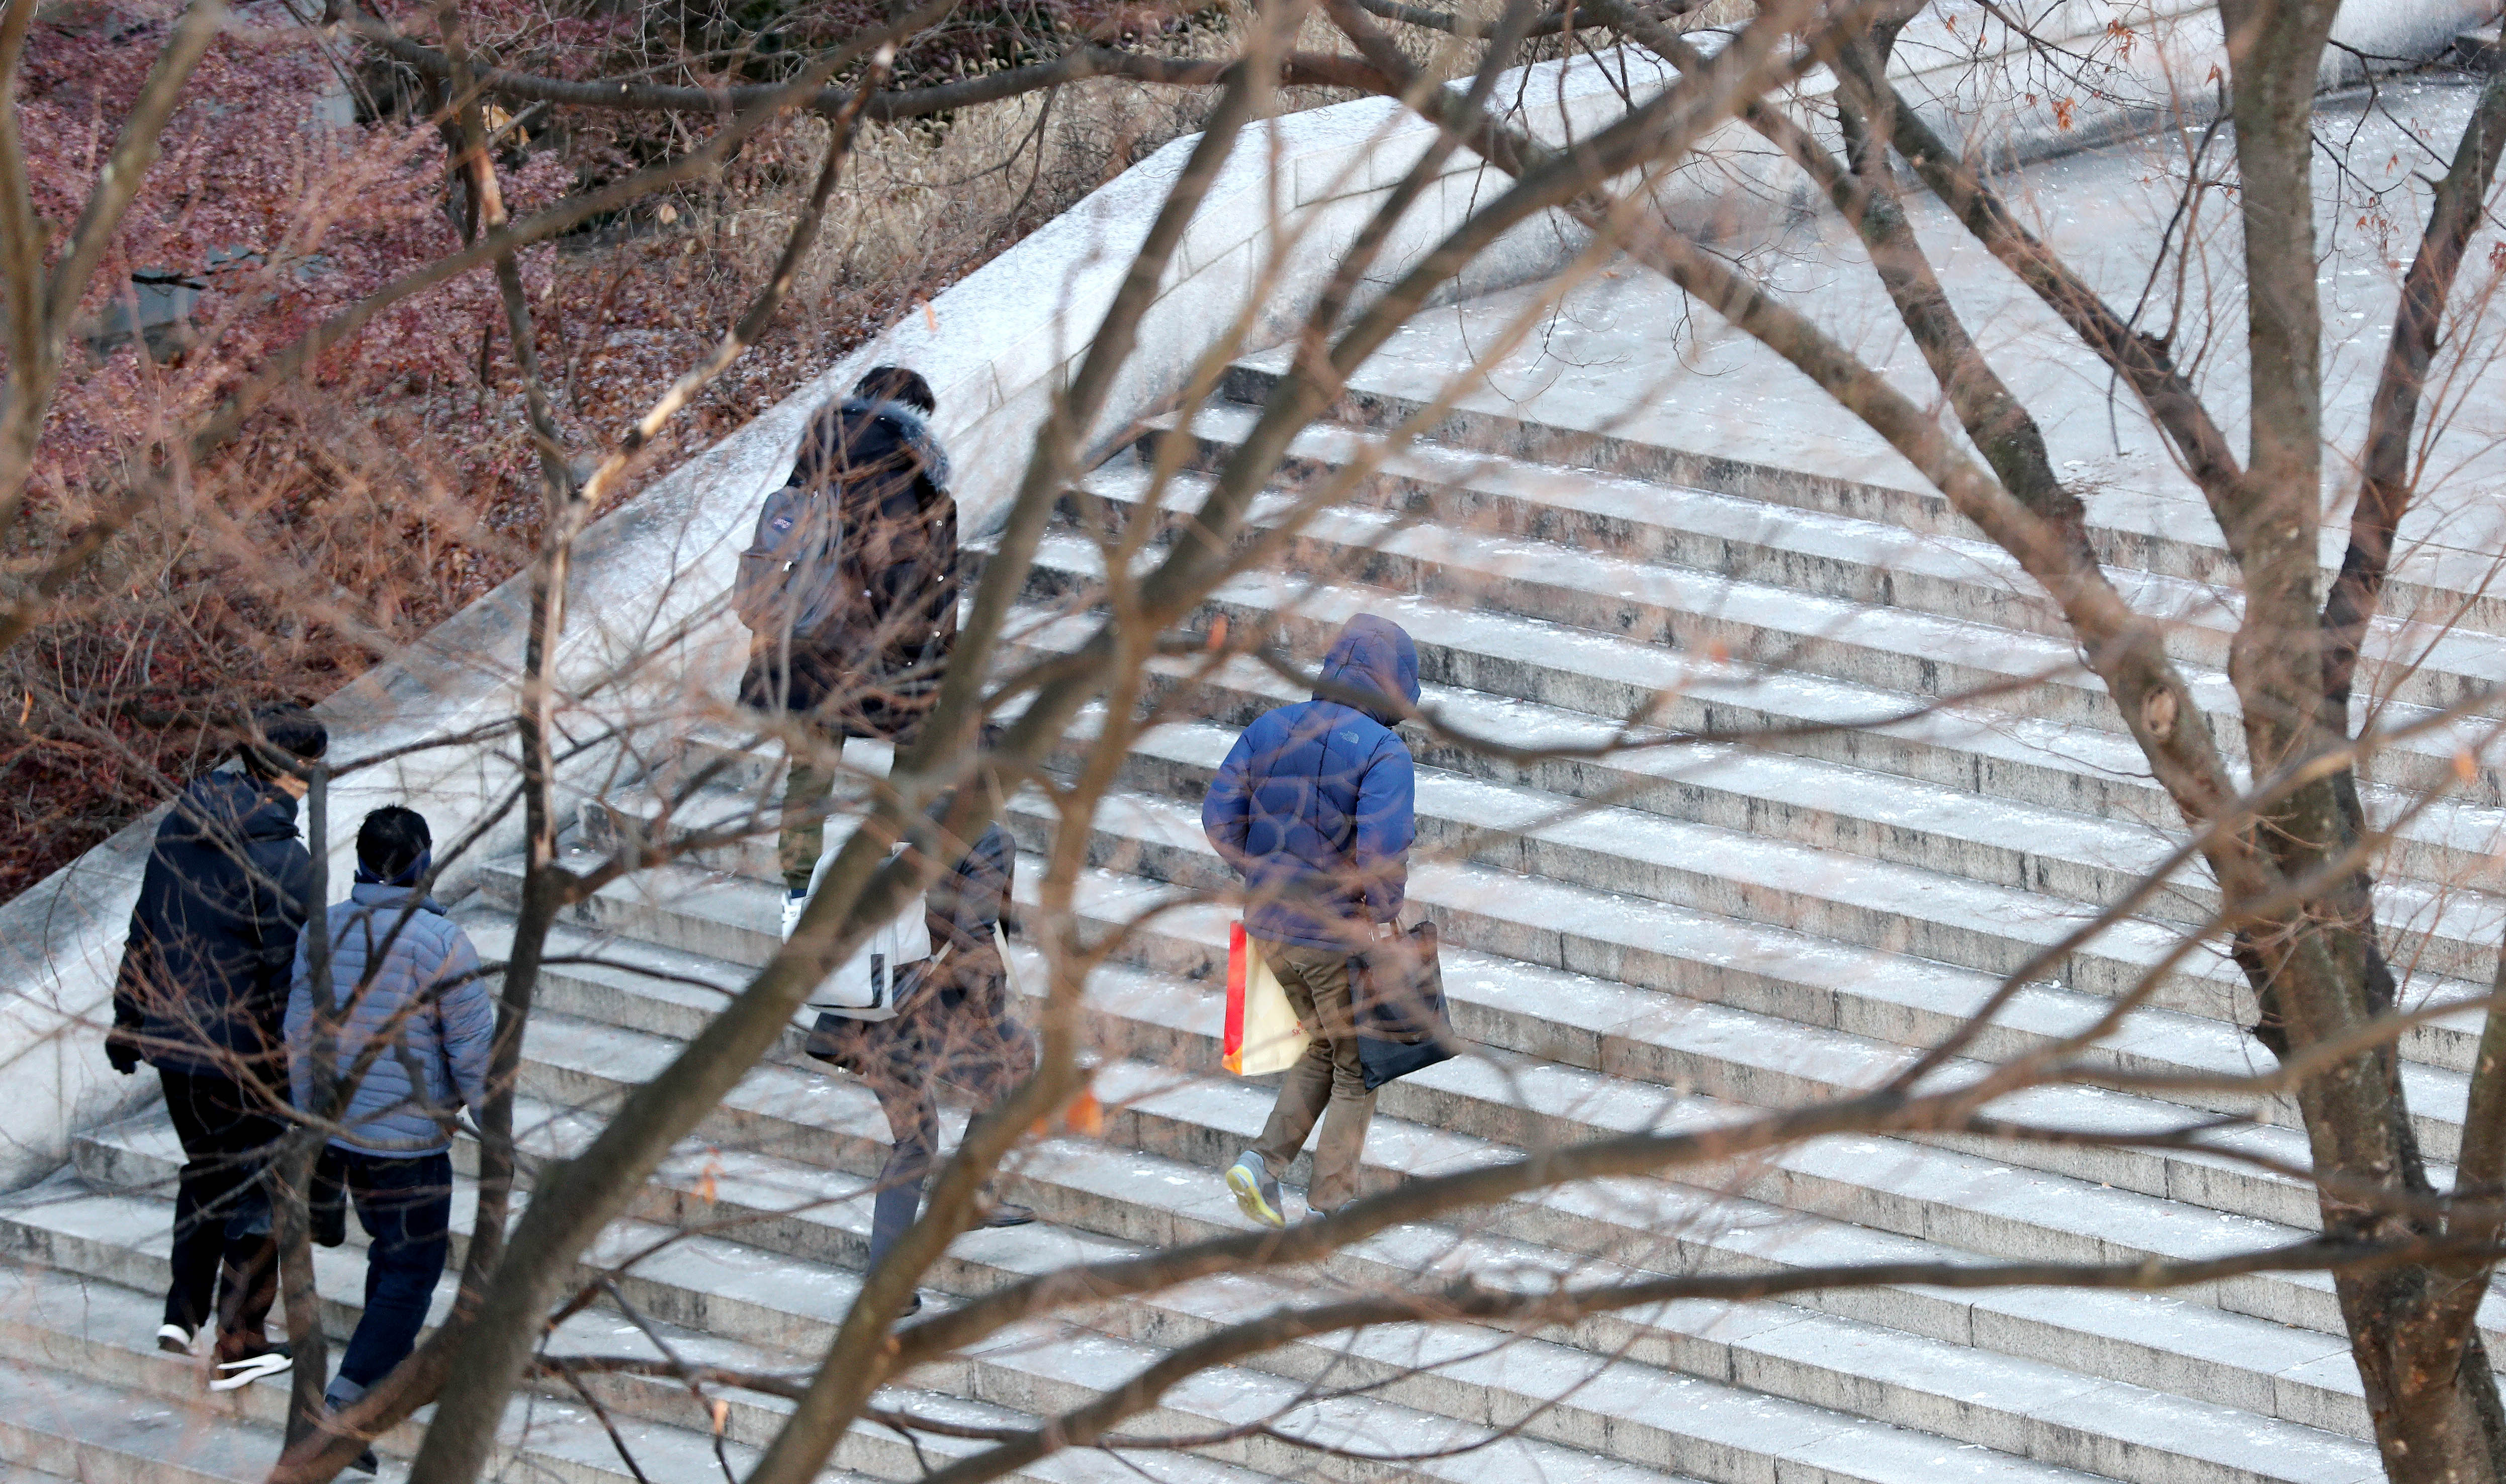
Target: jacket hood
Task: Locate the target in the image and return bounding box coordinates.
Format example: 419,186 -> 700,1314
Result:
1314,614 -> 1419,725
791,396 -> 951,493
346,881 -> 445,916
163,771 -> 300,848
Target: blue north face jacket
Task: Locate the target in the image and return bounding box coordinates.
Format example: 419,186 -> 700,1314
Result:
1201,615 -> 1420,950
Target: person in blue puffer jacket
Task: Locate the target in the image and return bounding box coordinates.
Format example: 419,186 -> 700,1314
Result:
285,805 -> 493,1437
1200,613 -> 1419,1227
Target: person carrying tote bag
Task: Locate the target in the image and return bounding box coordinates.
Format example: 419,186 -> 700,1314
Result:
799,788 -> 1037,1318
1200,615 -> 1420,1228
1349,918 -> 1457,1090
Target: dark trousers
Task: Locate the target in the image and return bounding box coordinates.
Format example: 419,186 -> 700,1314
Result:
852,958 -> 1037,1272
159,1068 -> 281,1339
866,1067 -> 941,1274
332,1149 -> 454,1392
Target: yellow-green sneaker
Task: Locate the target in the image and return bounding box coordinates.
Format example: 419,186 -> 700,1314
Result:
1226,1153 -> 1286,1229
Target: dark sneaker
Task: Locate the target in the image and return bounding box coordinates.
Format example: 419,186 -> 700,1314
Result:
322,1402 -> 379,1474
979,1201 -> 1035,1229
155,1322 -> 194,1356
1225,1153 -> 1286,1229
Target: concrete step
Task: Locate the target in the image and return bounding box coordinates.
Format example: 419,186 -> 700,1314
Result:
1131,402 -> 2506,721
478,840 -> 2440,1237
459,906 -> 2405,1444
994,617 -> 2506,943
1053,460 -> 2506,812
0,1169 -> 1301,1484
54,1035 -> 2388,1484
1212,350 -> 2506,647
5,1163 -> 1879,1484
0,1259 -> 830,1484
441,884 -> 2504,1388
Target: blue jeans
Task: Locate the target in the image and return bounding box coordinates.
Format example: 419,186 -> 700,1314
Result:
332,1149 -> 453,1392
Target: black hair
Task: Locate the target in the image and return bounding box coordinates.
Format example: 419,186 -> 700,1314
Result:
239,704 -> 328,780
854,364 -> 936,415
356,805 -> 432,881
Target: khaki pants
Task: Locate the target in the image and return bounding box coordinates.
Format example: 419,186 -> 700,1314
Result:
1247,942 -> 1376,1212
778,731 -> 846,893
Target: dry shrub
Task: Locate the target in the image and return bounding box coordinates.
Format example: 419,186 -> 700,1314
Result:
0,2 -> 1262,899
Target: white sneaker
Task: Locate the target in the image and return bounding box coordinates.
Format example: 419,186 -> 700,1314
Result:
209,1346 -> 292,1391
155,1322 -> 194,1356
780,889 -> 807,941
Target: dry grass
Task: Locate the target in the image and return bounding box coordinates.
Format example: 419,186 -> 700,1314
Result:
0,41 -> 1242,898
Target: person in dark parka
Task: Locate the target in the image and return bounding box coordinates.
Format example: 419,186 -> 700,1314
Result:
734,364 -> 958,939
805,785 -> 1036,1316
107,704 -> 327,1383
1200,615 -> 1420,1227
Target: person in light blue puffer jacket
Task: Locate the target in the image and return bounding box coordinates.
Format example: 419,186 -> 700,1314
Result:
285,805 -> 493,1441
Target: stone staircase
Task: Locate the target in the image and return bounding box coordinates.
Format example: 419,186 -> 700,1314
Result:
11,330 -> 2498,1484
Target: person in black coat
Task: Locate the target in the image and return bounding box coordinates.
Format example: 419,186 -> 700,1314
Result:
733,365 -> 959,939
107,704 -> 326,1386
805,785 -> 1035,1316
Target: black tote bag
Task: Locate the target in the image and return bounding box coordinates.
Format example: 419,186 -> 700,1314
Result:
1350,920 -> 1459,1091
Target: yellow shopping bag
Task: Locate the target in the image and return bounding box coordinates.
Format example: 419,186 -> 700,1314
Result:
1224,923 -> 1308,1076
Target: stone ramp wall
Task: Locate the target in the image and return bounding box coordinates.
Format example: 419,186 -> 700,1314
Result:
0,3 -> 2487,1187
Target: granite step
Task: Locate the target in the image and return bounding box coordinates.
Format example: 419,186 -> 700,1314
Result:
679,728 -> 2482,1090
1027,723 -> 2503,1059
453,911 -> 2401,1443
0,1355 -> 409,1484
432,891 -> 2506,1372
60,1021 -> 2389,1484
995,618 -> 2506,933
1130,401 -> 2504,716
11,1153 -> 1973,1484
0,1249 -> 1156,1484
1051,461 -> 2506,800
1213,350 -> 2506,644
0,1169 -> 1309,1484
474,844 -> 2452,1232
1002,549 -> 2506,835
0,1259 -> 820,1484
595,723 -> 2273,1036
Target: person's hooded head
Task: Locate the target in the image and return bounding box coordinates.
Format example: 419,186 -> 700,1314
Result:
789,364 -> 949,500
1313,614 -> 1419,727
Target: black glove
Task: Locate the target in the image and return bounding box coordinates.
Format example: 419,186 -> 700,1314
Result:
310,1146 -> 348,1248
104,1028 -> 142,1076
